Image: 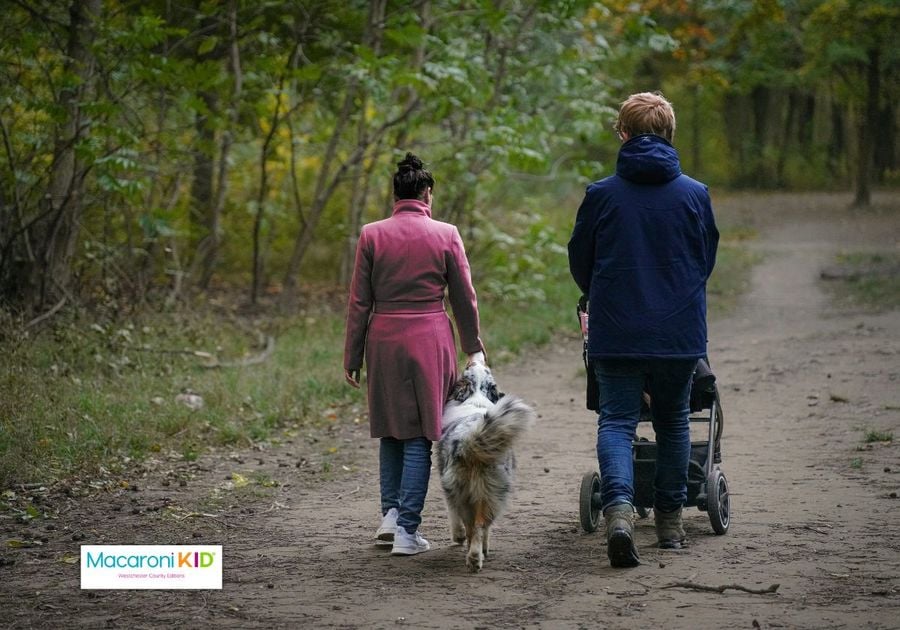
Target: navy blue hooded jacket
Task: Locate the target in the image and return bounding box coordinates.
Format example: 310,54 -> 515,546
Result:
568,134 -> 719,359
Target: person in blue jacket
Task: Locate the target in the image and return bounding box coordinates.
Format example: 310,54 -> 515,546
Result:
568,92 -> 719,568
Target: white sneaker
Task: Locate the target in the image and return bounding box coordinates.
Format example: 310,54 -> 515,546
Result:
375,508 -> 398,546
391,525 -> 431,556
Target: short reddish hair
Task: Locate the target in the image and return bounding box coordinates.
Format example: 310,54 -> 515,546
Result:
616,92 -> 676,142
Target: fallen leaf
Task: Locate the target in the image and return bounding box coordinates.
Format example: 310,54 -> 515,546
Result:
61,554 -> 79,564
7,539 -> 41,548
231,473 -> 249,488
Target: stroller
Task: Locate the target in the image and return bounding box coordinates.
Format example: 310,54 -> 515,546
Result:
576,296 -> 731,536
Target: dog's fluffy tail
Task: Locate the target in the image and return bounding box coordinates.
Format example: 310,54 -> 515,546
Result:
461,396 -> 536,465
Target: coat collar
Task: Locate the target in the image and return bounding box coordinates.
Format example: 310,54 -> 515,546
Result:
392,198 -> 432,218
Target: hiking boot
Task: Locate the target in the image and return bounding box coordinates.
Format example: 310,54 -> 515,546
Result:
375,507 -> 398,546
605,503 -> 640,568
655,506 -> 686,549
391,526 -> 431,556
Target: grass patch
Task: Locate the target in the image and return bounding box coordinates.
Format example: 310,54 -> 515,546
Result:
708,231 -> 763,316
850,457 -> 863,470
0,310 -> 364,487
863,429 -> 894,443
821,252 -> 900,312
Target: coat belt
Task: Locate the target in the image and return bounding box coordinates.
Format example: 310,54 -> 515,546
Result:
373,300 -> 445,314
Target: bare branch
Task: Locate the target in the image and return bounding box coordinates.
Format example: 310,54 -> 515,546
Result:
24,295 -> 66,329
662,581 -> 780,595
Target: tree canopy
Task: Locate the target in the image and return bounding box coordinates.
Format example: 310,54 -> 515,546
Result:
1,0 -> 897,313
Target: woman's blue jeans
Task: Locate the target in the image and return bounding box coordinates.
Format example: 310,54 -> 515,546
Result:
593,358 -> 697,513
379,437 -> 432,533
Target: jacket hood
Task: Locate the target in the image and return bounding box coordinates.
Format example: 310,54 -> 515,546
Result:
615,134 -> 682,185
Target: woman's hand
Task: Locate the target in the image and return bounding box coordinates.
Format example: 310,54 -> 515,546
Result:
466,351 -> 485,367
344,369 -> 360,388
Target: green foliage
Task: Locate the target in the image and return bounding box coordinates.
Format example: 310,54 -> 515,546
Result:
473,210 -> 580,357
0,310 -> 364,486
707,239 -> 764,316
3,0 -> 889,309
863,429 -> 893,443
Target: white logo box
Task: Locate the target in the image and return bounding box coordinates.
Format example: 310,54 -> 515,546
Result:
80,545 -> 223,590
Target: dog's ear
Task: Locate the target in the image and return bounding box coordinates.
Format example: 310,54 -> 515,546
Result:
450,376 -> 475,403
486,383 -> 502,404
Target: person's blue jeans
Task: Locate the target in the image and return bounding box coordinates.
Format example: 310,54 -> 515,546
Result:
593,358 -> 697,514
379,437 -> 432,533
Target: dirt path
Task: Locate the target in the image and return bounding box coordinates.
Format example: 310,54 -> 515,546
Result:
2,192 -> 899,629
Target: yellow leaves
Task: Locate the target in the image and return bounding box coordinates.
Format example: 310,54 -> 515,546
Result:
300,155 -> 322,171
257,92 -> 291,136
7,539 -> 42,548
229,471 -> 278,489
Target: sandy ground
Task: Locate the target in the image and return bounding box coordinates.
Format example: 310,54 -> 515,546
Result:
1,192 -> 899,629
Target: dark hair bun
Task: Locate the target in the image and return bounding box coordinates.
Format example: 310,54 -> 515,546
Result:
398,152 -> 424,172
393,151 -> 434,200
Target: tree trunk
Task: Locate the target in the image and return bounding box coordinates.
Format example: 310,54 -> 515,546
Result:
874,100 -> 895,183
340,0 -> 388,287
751,86 -> 770,187
189,90 -> 217,247
853,50 -> 879,207
187,11 -> 221,288
690,83 -> 701,175
775,90 -> 797,187
722,92 -> 747,186
27,0 -> 101,310
197,1 -> 242,289
251,81 -> 283,304
827,100 -> 845,178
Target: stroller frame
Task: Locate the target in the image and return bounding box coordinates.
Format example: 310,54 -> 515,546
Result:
576,298 -> 731,536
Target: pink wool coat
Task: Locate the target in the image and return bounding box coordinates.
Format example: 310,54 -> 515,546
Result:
343,199 -> 484,441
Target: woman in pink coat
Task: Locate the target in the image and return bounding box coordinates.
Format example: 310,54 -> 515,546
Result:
344,153 -> 485,556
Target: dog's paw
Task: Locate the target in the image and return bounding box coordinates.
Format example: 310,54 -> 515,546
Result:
466,550 -> 483,573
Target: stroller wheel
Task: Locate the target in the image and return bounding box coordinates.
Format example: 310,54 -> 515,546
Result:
579,471 -> 602,533
707,468 -> 730,535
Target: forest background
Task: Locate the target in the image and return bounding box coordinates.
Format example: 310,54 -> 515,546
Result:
1,0 -> 898,487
